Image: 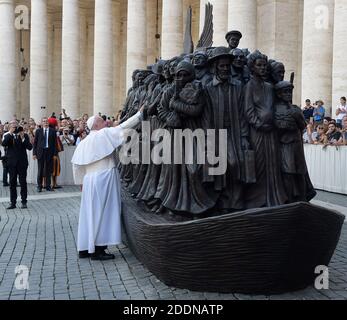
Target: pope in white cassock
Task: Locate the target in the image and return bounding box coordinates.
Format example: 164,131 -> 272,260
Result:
71,111 -> 143,260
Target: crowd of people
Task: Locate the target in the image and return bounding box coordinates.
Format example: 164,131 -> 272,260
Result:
0,110 -> 124,210
0,110 -> 123,185
302,98 -> 347,147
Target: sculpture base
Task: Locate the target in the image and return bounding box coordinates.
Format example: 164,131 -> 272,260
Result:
121,190 -> 345,295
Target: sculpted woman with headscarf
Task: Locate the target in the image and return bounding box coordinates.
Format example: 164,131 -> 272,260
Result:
135,61 -> 168,209
119,70 -> 152,184
244,50 -> 288,208
154,60 -> 218,215
127,73 -> 160,196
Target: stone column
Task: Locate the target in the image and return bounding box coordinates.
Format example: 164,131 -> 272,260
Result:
86,16 -> 94,116
119,0 -> 128,105
228,0 -> 257,51
302,0 -> 334,114
257,0 -> 302,105
30,0 -> 48,121
0,0 -> 16,122
203,0 -> 228,47
19,29 -> 30,119
161,0 -> 183,59
113,0 -> 121,111
51,16 -> 62,117
332,0 -> 347,118
79,8 -> 88,116
126,0 -> 147,90
147,0 -> 159,65
62,0 -> 80,119
94,0 -> 114,116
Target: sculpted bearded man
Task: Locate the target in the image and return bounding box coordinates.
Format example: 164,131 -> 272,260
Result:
203,47 -> 250,212
71,110 -> 143,260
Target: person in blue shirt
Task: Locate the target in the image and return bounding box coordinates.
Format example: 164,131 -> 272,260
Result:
313,100 -> 325,125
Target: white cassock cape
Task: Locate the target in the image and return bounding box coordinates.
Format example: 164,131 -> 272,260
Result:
71,112 -> 142,253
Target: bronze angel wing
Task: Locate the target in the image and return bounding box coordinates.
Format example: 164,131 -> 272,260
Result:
196,2 -> 214,50
183,6 -> 194,54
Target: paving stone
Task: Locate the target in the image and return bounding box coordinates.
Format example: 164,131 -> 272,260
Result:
1,185 -> 346,300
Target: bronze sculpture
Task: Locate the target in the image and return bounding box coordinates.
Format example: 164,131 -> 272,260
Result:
117,17 -> 344,295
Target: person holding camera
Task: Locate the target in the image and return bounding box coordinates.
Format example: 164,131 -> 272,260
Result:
2,120 -> 33,210
60,127 -> 75,146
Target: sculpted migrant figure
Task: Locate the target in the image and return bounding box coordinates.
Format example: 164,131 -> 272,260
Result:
273,81 -> 316,202
268,60 -> 286,85
119,70 -> 151,184
226,30 -> 243,50
192,51 -> 212,87
230,48 -> 250,85
154,61 -> 218,214
203,47 -> 250,212
136,61 -> 168,208
244,50 -> 288,208
128,73 -> 160,196
120,70 -> 140,121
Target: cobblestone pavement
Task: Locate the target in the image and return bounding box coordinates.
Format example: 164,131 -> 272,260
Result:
0,184 -> 346,300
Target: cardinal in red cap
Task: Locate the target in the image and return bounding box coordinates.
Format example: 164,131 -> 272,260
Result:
47,116 -> 63,190
48,117 -> 58,128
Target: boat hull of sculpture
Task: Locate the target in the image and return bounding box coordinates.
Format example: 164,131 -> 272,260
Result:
122,191 -> 345,294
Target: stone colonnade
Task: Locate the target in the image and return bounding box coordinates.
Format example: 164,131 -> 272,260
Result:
0,0 -> 346,121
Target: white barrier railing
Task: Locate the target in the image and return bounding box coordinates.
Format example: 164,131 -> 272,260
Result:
0,146 -> 77,186
304,144 -> 347,195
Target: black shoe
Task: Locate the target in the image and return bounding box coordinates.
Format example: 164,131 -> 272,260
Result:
46,187 -> 54,192
54,185 -> 62,189
3,183 -> 9,187
79,251 -> 91,259
91,251 -> 115,261
21,203 -> 28,209
37,187 -> 42,193
7,205 -> 16,210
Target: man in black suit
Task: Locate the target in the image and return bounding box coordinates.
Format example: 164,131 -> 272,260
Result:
33,117 -> 56,192
2,121 -> 33,209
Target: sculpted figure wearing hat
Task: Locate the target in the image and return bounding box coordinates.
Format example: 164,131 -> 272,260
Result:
202,47 -> 250,212
225,30 -> 243,50
273,81 -> 316,203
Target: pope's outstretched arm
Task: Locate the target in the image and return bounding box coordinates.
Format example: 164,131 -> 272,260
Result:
119,111 -> 143,130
